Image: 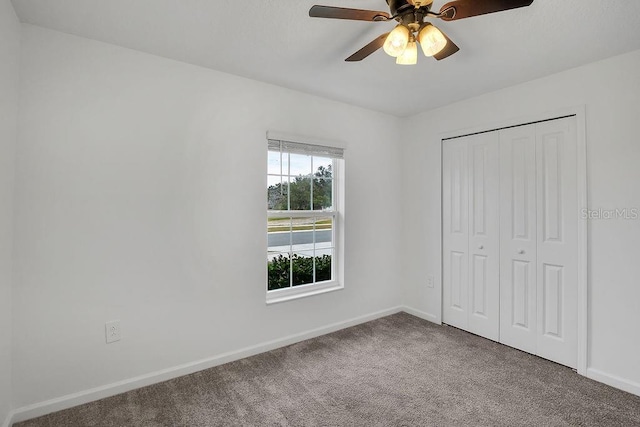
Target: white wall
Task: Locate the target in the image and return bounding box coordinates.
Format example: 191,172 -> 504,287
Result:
13,24 -> 403,409
0,0 -> 20,423
401,49 -> 640,392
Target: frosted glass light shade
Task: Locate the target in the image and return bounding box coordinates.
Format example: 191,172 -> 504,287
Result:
396,41 -> 418,65
383,25 -> 410,57
418,24 -> 447,57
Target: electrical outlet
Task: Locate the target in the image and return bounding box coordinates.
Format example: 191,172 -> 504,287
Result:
427,275 -> 435,289
105,320 -> 121,344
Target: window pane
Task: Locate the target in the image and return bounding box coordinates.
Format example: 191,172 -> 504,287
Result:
291,217 -> 315,253
315,252 -> 333,283
267,151 -> 281,175
314,218 -> 332,283
313,157 -> 333,179
289,153 -> 311,176
267,176 -> 289,211
267,253 -> 291,291
314,217 -> 333,250
313,178 -> 333,211
292,252 -> 314,287
288,175 -> 312,210
268,217 -> 291,253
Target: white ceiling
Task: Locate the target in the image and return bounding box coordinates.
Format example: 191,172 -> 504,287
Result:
11,0 -> 640,116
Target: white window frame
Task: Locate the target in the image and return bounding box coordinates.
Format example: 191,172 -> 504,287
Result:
266,135 -> 345,304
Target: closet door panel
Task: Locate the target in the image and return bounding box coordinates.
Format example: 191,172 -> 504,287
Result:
467,133 -> 500,341
535,118 -> 578,368
442,139 -> 469,329
499,125 -> 537,354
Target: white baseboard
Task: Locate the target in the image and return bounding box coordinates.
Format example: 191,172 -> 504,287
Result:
10,306 -> 404,425
586,368 -> 640,397
402,306 -> 440,324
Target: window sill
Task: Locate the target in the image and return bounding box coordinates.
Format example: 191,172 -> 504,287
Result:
266,281 -> 343,305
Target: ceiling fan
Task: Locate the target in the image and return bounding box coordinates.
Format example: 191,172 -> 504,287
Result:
309,0 -> 534,65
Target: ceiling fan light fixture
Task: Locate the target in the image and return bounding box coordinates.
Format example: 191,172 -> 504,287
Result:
418,24 -> 447,57
383,25 -> 410,57
396,40 -> 418,65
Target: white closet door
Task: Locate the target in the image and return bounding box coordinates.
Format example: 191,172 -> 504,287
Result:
443,139 -> 469,330
535,118 -> 578,368
443,116 -> 579,368
467,133 -> 500,341
443,134 -> 500,340
499,125 -> 538,354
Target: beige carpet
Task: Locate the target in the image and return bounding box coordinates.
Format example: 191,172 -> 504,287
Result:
16,313 -> 640,426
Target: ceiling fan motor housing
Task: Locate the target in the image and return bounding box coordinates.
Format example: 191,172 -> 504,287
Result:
386,0 -> 418,16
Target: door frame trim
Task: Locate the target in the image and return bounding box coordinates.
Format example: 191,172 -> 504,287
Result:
438,105 -> 588,376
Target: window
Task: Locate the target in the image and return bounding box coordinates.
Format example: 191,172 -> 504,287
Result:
267,136 -> 344,303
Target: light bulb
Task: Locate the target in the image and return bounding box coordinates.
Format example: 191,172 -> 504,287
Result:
396,40 -> 417,65
418,24 -> 447,57
383,25 -> 410,58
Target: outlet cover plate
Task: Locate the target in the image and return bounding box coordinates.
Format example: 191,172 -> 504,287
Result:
427,275 -> 435,288
105,320 -> 121,343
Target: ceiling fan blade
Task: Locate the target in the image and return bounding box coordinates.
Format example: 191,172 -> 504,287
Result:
310,5 -> 391,22
439,0 -> 534,21
346,33 -> 390,62
432,27 -> 459,60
